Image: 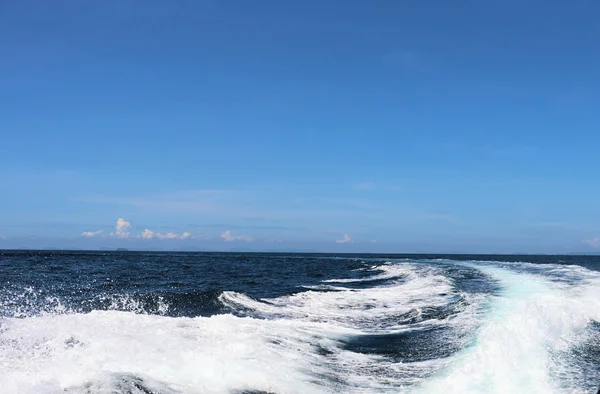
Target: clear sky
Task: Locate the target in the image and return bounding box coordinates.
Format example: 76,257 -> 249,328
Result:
1,0 -> 599,253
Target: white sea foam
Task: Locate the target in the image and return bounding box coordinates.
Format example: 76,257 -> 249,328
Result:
417,262 -> 600,394
221,263 -> 474,334
0,311 -> 343,393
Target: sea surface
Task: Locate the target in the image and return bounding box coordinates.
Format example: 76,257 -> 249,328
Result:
1,251 -> 599,394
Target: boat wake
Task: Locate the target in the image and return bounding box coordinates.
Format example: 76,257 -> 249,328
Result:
1,258 -> 599,393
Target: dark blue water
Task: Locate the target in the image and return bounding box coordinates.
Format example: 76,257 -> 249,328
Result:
1,250 -> 599,393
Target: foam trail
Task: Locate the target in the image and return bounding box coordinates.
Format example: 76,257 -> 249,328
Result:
417,263 -> 600,394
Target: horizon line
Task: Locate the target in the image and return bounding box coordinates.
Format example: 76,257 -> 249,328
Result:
1,248 -> 598,257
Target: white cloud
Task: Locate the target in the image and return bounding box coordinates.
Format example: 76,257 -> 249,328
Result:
371,240 -> 377,243
140,229 -> 192,240
140,229 -> 156,239
336,234 -> 353,244
110,218 -> 132,239
221,230 -> 253,242
160,231 -> 191,240
583,238 -> 600,247
81,230 -> 102,238
99,218 -> 192,240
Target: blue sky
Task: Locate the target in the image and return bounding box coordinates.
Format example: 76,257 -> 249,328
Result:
1,0 -> 599,253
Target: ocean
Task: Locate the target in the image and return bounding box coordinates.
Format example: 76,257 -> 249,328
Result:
1,251 -> 599,394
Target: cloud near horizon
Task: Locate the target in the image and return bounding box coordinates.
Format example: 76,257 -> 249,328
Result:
336,234 -> 353,244
141,229 -> 191,240
220,230 -> 253,242
81,230 -> 102,238
583,238 -> 600,247
110,218 -> 132,239
81,218 -> 192,240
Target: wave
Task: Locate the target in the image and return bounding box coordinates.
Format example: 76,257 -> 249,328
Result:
320,263 -> 414,283
220,263 -> 478,335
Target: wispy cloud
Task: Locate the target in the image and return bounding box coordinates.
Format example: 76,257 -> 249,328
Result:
336,234 -> 353,244
419,213 -> 455,222
220,230 -> 253,242
80,189 -> 384,221
553,91 -> 587,108
81,230 -> 102,238
386,51 -> 419,69
80,190 -> 237,215
371,240 -> 377,244
355,182 -> 377,190
583,238 -> 600,247
427,142 -> 537,159
320,198 -> 380,211
188,223 -> 303,231
110,218 -> 132,239
353,182 -> 402,192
